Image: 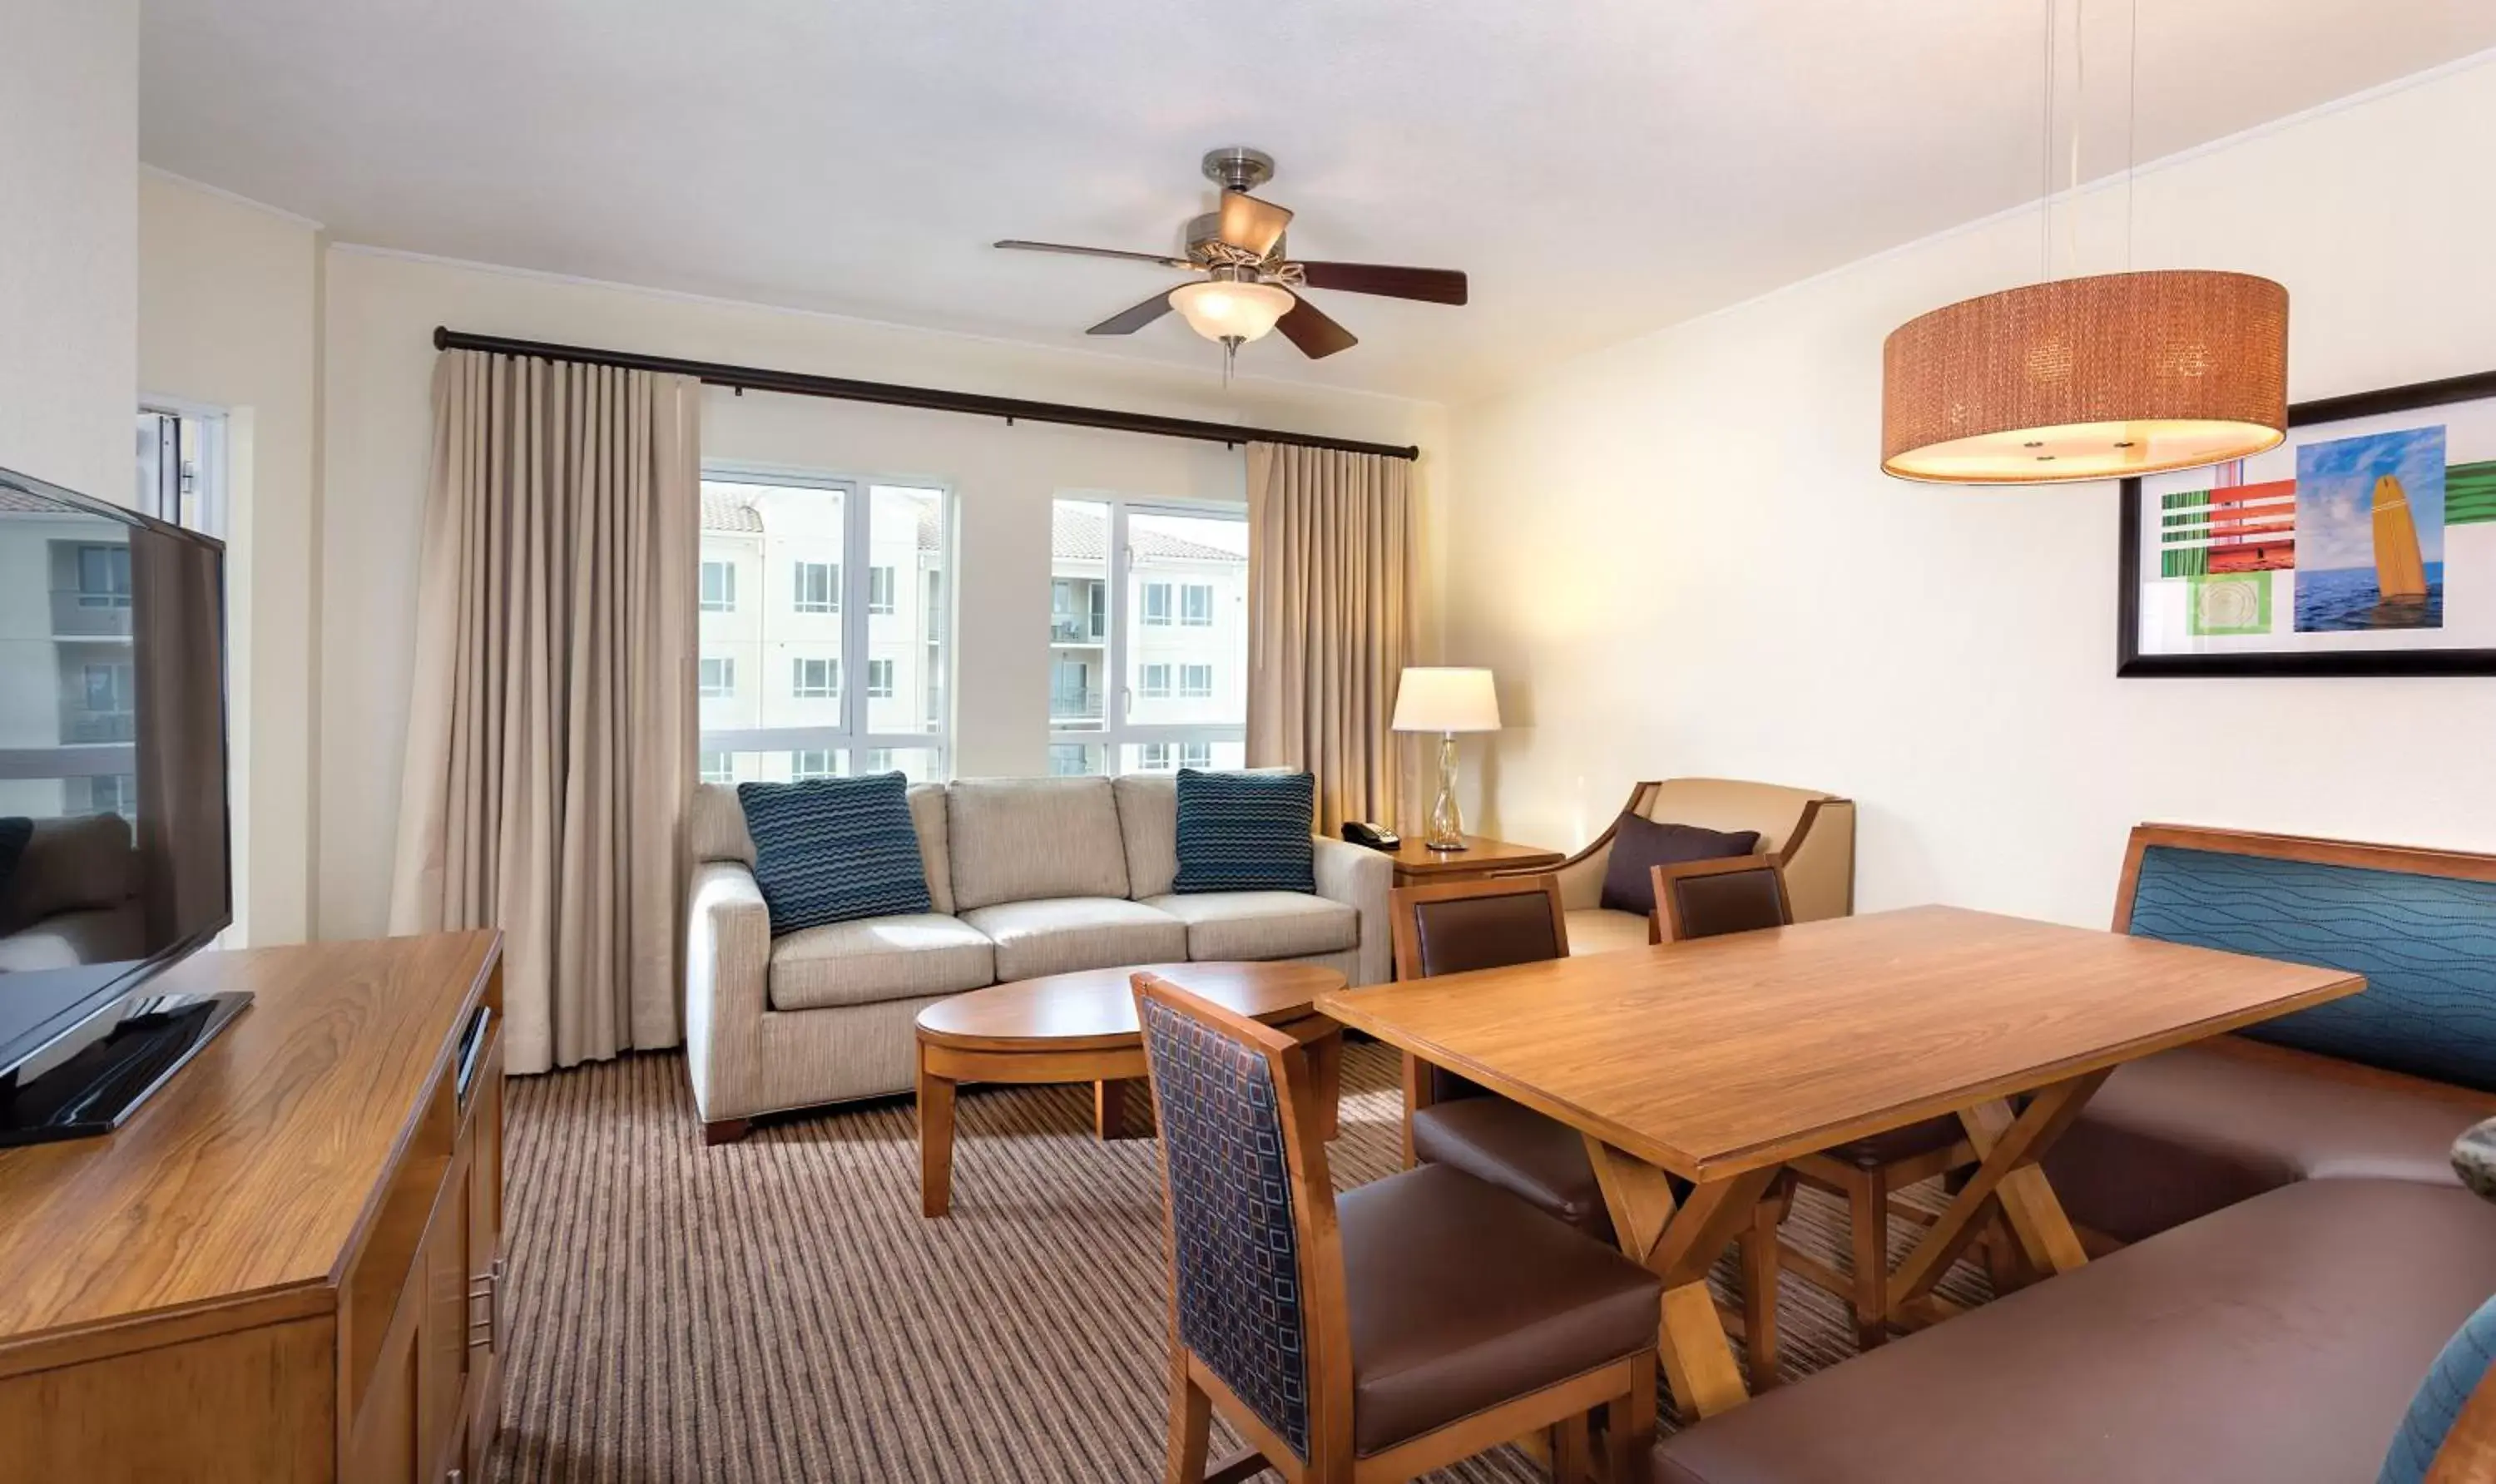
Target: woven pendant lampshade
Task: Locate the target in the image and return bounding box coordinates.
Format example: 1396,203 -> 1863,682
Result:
1881,269 -> 2289,484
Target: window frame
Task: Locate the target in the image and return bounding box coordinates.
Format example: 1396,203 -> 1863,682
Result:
790,655 -> 839,700
791,559 -> 837,614
866,658 -> 894,700
698,467 -> 953,778
698,655 -> 736,698
700,560 -> 738,613
1181,583 -> 1216,626
1047,496 -> 1248,775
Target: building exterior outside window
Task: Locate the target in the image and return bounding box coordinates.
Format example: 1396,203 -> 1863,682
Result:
697,477 -> 948,783
1047,498 -> 1247,777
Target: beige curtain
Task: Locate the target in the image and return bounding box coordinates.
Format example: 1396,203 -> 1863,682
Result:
1244,443 -> 1414,834
389,349 -> 700,1075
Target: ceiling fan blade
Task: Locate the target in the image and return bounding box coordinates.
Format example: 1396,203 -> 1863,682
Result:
1275,294 -> 1358,359
1087,290 -> 1182,336
1293,261 -> 1469,305
1217,191 -> 1294,257
995,240 -> 1199,270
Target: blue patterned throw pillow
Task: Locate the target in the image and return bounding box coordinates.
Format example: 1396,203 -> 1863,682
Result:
735,774 -> 932,937
1173,769 -> 1316,895
2382,1294 -> 2496,1484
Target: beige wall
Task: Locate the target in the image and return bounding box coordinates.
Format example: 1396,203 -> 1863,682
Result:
137,171 -> 324,946
0,0 -> 136,497
1441,55 -> 2496,928
313,248 -> 1445,939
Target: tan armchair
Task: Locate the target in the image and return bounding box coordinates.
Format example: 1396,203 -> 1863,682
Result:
1542,778 -> 1855,955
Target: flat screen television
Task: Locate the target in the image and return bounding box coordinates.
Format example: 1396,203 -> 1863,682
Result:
0,463 -> 238,1145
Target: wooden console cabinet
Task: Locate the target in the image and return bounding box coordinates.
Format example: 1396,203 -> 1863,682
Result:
0,932 -> 507,1483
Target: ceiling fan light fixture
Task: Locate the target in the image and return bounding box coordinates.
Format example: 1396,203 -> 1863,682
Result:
1168,279 -> 1295,344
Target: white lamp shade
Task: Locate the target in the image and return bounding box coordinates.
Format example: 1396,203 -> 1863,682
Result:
1168,279 -> 1295,344
1391,667 -> 1501,734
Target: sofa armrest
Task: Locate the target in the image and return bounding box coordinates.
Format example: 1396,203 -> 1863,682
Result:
1312,836 -> 1394,986
684,859 -> 772,1124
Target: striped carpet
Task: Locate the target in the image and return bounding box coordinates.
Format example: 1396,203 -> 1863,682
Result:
486,1042 -> 1994,1483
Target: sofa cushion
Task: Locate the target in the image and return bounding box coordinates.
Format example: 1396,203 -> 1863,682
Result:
958,897 -> 1187,982
737,774 -> 933,937
947,777 -> 1129,911
2041,1039 -> 2486,1244
2124,842 -> 2496,1090
695,780 -> 954,915
1597,813 -> 1759,918
1114,774 -> 1182,900
1141,892 -> 1358,962
767,913 -> 996,1012
1565,907 -> 1650,957
1652,1179 -> 2496,1484
1174,769 -> 1316,895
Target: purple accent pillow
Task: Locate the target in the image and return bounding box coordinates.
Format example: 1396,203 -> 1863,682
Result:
1597,814 -> 1762,917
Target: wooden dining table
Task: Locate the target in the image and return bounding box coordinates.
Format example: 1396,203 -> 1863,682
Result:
1315,903 -> 2364,1420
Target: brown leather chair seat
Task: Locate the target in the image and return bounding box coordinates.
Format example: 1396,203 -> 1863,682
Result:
1652,1177 -> 2496,1483
2041,1040 -> 2486,1244
1408,1096 -> 1615,1241
1340,1163 -> 1661,1456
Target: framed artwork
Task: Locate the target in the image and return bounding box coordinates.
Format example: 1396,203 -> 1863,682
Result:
2118,369 -> 2496,676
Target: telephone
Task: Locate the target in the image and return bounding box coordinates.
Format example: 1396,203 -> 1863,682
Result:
1341,821 -> 1401,851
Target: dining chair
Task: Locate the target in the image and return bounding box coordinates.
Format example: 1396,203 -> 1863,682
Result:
1133,971 -> 1662,1484
1649,854 -> 1980,1350
1390,873 -> 1784,1390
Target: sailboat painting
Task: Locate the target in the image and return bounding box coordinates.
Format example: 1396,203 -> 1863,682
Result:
2292,427 -> 2446,632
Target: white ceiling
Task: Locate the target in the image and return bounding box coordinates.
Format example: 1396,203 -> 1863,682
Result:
140,0 -> 2496,403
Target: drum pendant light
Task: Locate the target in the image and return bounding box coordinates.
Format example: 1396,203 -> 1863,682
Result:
1880,0 -> 2288,485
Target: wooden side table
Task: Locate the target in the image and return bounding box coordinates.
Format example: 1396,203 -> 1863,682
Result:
1379,834 -> 1565,887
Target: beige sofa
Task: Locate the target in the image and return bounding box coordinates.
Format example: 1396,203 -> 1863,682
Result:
1545,778 -> 1855,954
684,774 -> 1393,1141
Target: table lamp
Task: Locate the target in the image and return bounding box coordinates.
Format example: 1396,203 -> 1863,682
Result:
1390,667 -> 1501,851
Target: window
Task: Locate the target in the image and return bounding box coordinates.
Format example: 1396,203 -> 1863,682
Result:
699,751 -> 735,784
699,475 -> 949,782
700,561 -> 738,613
858,748 -> 894,774
791,656 -> 839,700
792,561 -> 836,613
1048,497 -> 1247,776
83,774 -> 138,816
83,662 -> 134,715
76,546 -> 131,608
698,657 -> 735,698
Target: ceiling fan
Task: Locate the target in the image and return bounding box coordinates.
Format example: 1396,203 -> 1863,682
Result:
994,147 -> 1468,364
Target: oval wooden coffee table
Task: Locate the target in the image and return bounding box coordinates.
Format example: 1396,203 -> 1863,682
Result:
914,961 -> 1345,1217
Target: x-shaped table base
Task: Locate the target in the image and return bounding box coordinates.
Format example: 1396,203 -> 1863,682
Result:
1584,1067 -> 2111,1421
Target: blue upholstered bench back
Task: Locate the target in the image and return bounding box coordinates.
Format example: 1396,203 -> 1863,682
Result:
2126,843 -> 2496,1091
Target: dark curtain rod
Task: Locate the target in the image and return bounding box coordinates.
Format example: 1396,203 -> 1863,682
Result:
430,327 -> 1421,462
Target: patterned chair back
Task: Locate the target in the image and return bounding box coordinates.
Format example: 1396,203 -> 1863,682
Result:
2117,825 -> 2496,1091
1654,855 -> 1795,942
1135,977 -> 1331,1462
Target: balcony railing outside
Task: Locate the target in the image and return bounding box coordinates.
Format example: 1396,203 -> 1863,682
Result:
50,591 -> 132,639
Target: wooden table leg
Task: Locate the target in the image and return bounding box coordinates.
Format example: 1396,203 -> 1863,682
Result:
918,1062 -> 958,1219
1586,1135 -> 1778,1421
1306,1029 -> 1343,1141
1887,1069 -> 2109,1314
1095,1078 -> 1147,1141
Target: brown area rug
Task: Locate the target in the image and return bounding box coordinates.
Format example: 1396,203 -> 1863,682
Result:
487,1042 -> 1993,1482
